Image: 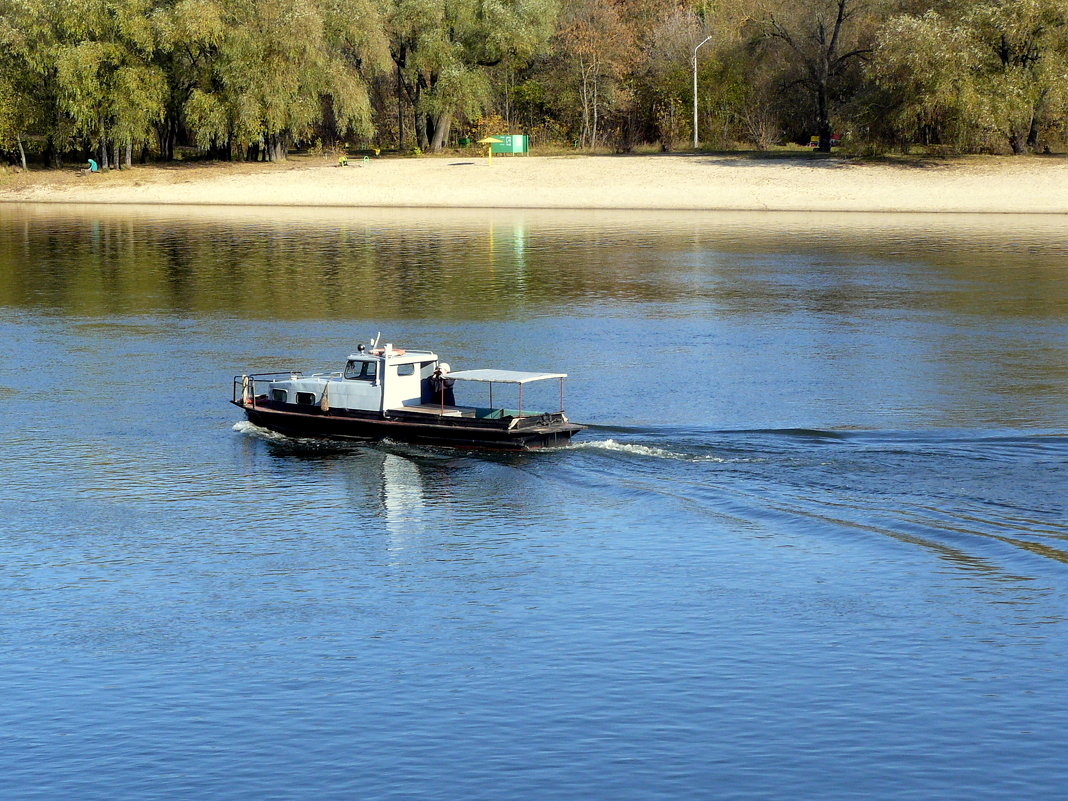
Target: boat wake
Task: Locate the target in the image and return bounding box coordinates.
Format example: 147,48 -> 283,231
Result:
232,420 -> 290,441
231,421 -> 362,453
567,438 -> 739,462
231,415 -> 1068,573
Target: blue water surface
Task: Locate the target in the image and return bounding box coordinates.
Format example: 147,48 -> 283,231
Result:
1,206 -> 1066,800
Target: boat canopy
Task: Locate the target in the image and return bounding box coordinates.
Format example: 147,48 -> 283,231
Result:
446,369 -> 567,384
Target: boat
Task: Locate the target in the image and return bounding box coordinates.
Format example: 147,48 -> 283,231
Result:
231,337 -> 583,449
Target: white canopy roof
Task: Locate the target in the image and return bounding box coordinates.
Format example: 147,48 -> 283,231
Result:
446,369 -> 567,384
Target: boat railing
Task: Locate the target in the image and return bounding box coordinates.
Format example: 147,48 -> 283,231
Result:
232,372 -> 304,406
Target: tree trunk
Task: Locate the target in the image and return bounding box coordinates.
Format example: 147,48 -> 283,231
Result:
815,19 -> 829,152
579,61 -> 591,148
659,101 -> 674,153
592,70 -> 599,149
157,122 -> 173,161
429,111 -> 452,152
16,134 -> 27,170
414,112 -> 428,151
1026,98 -> 1043,150
99,122 -> 109,171
396,60 -> 405,151
504,69 -> 513,127
422,114 -> 433,150
267,132 -> 287,161
816,76 -> 832,152
124,143 -> 132,169
46,135 -> 59,169
113,140 -> 120,169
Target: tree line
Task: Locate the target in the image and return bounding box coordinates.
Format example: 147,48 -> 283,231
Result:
1,0 -> 1066,169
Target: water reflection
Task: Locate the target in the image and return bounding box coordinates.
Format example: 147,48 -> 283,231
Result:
232,427 -> 558,556
2,204 -> 1067,321
4,204 -> 1068,800
378,453 -> 427,548
3,203 -> 1067,579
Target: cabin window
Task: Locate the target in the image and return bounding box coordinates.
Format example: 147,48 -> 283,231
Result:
271,388 -> 288,403
396,363 -> 415,377
295,392 -> 316,405
344,360 -> 377,381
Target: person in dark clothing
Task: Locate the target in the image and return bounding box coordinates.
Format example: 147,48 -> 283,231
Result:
430,363 -> 456,406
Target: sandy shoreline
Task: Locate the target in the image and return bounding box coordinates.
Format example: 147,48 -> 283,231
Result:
2,153 -> 1067,214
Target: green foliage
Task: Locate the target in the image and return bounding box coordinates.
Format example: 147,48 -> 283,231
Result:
388,0 -> 558,151
184,88 -> 227,148
52,0 -> 166,155
2,0 -> 1067,163
873,11 -> 984,150
0,79 -> 24,147
874,0 -> 1068,153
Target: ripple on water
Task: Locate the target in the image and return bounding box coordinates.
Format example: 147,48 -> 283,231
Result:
3,208 -> 1068,801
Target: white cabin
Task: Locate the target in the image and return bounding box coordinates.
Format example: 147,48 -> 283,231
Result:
266,345 -> 440,413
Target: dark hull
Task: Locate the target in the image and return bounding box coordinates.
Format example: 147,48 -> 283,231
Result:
233,401 -> 583,450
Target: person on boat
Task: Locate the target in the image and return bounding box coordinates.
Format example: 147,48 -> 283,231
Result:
430,363 -> 456,406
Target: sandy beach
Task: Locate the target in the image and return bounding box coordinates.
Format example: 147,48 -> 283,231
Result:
2,153 -> 1067,214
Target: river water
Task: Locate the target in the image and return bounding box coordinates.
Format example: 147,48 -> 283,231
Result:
1,204 -> 1066,800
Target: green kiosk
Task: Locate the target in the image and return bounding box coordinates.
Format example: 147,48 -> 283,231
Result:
489,135 -> 529,155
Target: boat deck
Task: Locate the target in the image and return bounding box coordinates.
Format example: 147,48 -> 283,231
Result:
396,404 -> 543,420
397,404 -> 464,417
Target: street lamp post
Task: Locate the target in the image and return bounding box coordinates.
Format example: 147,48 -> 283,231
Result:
692,34 -> 713,150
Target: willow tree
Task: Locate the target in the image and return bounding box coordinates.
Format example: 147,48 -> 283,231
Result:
0,0 -> 75,166
388,0 -> 558,152
873,1 -> 1068,153
187,0 -> 385,160
871,11 -> 985,151
0,12 -> 40,169
966,0 -> 1068,153
152,0 -> 227,160
0,77 -> 32,168
51,0 -> 168,168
